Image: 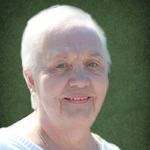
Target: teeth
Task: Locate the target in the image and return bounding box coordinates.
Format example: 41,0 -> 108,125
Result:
74,98 -> 81,100
66,97 -> 89,101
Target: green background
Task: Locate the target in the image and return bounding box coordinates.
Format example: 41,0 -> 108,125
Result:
0,0 -> 149,150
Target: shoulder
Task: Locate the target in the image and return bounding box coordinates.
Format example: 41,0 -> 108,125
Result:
0,127 -> 42,150
92,133 -> 121,150
0,128 -> 16,149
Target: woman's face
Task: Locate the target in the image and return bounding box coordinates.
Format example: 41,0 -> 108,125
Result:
34,27 -> 109,129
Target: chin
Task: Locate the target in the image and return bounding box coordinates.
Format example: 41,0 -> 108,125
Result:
63,111 -> 97,128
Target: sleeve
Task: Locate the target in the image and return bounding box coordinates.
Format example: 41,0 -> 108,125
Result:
102,139 -> 121,150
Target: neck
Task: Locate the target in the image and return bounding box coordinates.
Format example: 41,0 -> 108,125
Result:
24,112 -> 97,150
39,127 -> 96,150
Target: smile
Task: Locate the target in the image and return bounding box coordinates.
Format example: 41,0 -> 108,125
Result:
64,96 -> 90,104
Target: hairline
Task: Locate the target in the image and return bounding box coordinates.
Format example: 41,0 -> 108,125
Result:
21,5 -> 111,76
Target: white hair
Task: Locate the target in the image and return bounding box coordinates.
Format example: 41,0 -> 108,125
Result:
21,5 -> 111,74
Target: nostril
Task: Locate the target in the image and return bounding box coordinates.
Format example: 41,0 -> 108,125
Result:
68,77 -> 90,88
68,70 -> 90,88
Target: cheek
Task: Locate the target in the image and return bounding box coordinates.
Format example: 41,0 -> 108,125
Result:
93,72 -> 108,90
93,75 -> 108,106
37,75 -> 68,118
38,75 -> 68,100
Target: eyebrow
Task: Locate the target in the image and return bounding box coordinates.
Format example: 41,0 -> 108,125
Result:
86,52 -> 104,60
48,53 -> 68,60
48,52 -> 104,62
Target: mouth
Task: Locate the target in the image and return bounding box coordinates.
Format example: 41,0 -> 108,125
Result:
64,96 -> 91,104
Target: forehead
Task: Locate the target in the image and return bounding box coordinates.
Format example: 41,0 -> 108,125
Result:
43,26 -> 104,59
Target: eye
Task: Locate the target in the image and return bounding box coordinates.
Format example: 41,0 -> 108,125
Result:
87,62 -> 98,68
55,63 -> 72,71
56,63 -> 67,69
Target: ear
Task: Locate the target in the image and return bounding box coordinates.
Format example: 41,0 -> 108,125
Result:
23,69 -> 39,110
23,69 -> 35,93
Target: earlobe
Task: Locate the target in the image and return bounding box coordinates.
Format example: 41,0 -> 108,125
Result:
31,92 -> 38,110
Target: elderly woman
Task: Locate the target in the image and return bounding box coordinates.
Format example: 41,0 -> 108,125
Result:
0,5 -> 120,150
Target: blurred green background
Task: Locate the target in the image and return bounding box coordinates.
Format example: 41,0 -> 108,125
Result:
0,0 -> 149,150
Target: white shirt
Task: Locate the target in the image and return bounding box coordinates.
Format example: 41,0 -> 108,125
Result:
0,128 -> 120,150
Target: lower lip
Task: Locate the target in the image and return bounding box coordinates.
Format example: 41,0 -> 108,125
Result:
64,98 -> 90,104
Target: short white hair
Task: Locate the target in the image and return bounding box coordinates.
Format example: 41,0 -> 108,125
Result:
21,5 -> 111,74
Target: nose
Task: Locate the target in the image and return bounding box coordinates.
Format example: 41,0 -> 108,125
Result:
68,68 -> 90,89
